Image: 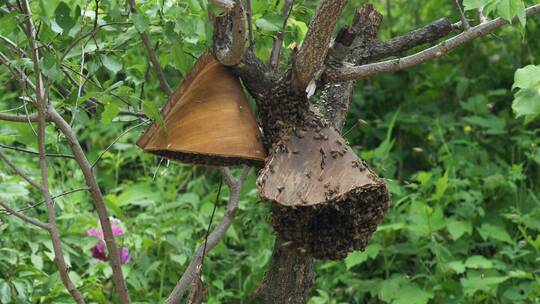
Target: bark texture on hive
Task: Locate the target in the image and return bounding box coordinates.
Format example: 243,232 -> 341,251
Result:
257,117 -> 390,260
137,53 -> 267,167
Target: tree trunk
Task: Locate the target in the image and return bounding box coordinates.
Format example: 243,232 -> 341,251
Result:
251,237 -> 315,303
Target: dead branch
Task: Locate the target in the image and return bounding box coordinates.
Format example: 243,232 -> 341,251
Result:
292,0 -> 348,93
325,4 -> 540,82
127,0 -> 172,96
166,167 -> 250,304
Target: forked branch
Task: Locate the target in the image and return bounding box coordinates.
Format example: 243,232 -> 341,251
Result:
325,4 -> 540,82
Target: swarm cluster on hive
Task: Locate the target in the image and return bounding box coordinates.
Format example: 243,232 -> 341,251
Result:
257,91 -> 392,259
270,181 -> 390,260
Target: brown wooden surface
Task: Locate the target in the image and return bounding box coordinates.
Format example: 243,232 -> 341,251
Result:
258,125 -> 382,207
137,53 -> 266,166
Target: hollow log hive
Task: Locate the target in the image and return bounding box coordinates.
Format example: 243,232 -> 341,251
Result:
257,76 -> 391,260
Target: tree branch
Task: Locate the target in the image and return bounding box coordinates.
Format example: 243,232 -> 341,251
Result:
20,1 -> 85,302
0,112 -> 40,122
213,0 -> 247,66
165,167 -> 250,304
0,200 -> 50,230
292,0 -> 348,93
366,17 -> 453,62
127,0 -> 172,96
47,106 -> 131,304
325,4 -> 540,82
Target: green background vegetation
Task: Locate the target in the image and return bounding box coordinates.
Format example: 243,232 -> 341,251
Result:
1,0 -> 539,303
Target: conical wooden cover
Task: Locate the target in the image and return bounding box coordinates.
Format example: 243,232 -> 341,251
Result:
137,53 -> 266,167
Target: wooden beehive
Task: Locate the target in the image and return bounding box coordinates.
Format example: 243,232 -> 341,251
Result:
137,53 -> 267,167
257,117 -> 391,260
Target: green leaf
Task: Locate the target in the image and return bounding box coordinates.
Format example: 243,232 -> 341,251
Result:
54,2 -> 75,33
142,100 -> 165,131
431,170 -> 449,201
0,280 -> 10,304
172,45 -> 193,76
447,260 -> 466,274
513,65 -> 540,90
465,255 -> 493,269
461,274 -> 508,295
344,244 -> 382,269
255,18 -> 281,32
133,14 -> 149,32
101,100 -> 122,123
497,0 -> 525,25
447,220 -> 472,240
512,88 -> 540,118
477,223 -> 513,243
102,56 -> 123,74
392,283 -> 433,304
463,0 -> 489,11
31,254 -> 43,270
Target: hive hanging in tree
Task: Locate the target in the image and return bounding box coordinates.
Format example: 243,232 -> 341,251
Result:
257,109 -> 391,260
137,53 -> 266,167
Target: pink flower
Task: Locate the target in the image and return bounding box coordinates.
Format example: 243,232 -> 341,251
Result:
91,242 -> 107,261
86,217 -> 131,264
112,225 -> 123,236
119,247 -> 131,264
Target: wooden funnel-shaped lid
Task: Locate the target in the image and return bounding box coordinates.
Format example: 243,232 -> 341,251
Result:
137,53 -> 266,167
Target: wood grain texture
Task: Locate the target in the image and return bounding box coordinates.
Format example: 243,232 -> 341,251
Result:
258,125 -> 382,207
137,53 -> 266,167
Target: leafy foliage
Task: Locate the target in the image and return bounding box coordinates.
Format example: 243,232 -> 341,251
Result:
0,0 -> 539,303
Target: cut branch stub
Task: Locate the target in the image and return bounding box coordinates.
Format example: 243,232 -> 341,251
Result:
137,53 -> 266,167
257,116 -> 391,260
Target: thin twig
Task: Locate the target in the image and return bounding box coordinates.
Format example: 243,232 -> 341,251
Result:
452,0 -> 470,30
0,200 -> 50,230
91,121 -> 147,167
0,150 -> 43,190
245,0 -> 255,51
0,187 -> 90,214
0,144 -> 75,159
127,0 -> 172,96
187,178 -> 223,303
326,4 -> 540,82
269,0 -> 294,73
166,167 -> 250,304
